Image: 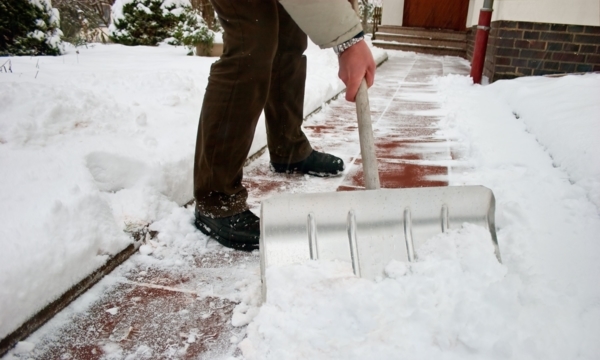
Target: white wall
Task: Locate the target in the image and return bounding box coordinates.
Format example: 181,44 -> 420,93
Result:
381,0 -> 404,26
467,0 -> 600,27
382,0 -> 600,28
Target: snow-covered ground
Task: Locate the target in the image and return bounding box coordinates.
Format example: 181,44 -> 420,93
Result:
238,71 -> 600,359
1,40 -> 599,360
0,40 -> 386,341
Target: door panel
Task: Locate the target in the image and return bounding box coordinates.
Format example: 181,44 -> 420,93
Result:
403,0 -> 470,31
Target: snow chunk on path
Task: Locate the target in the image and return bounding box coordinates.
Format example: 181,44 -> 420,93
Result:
241,223 -> 594,359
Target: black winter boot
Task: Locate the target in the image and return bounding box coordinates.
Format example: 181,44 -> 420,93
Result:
195,209 -> 259,251
271,150 -> 344,177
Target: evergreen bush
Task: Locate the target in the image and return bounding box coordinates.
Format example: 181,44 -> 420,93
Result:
0,0 -> 63,56
109,0 -> 213,52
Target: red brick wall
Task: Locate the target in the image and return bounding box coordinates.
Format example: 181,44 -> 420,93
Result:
466,27 -> 476,61
468,21 -> 600,82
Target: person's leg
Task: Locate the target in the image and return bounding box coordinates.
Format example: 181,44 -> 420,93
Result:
265,4 -> 345,177
194,0 -> 278,219
264,3 -> 311,165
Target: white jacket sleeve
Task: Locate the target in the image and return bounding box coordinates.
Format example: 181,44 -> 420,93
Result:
279,0 -> 363,49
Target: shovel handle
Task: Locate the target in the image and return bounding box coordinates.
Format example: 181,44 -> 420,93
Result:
350,0 -> 380,189
356,79 -> 381,190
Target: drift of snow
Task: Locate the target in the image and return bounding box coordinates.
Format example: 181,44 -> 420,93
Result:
484,75 -> 600,208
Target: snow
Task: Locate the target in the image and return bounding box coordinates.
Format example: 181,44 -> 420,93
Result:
437,74 -> 600,299
487,75 -> 600,208
238,69 -> 600,358
1,37 -> 599,359
0,40 -> 386,341
242,225 -> 510,359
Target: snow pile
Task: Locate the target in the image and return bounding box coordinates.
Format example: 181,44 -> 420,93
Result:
138,206 -> 209,263
0,44 -> 200,340
436,73 -> 600,296
489,75 -> 600,209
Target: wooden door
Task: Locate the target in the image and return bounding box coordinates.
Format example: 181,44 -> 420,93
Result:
403,0 -> 470,31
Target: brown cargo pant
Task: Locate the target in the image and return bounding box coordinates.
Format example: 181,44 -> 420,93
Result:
194,0 -> 313,218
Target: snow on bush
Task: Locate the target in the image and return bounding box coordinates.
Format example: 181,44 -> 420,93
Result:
0,0 -> 63,56
109,0 -> 214,51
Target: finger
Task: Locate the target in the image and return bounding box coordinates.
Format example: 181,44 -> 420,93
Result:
366,67 -> 375,88
345,77 -> 361,102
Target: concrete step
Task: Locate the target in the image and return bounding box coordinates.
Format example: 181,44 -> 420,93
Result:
377,25 -> 467,41
372,40 -> 467,59
375,32 -> 466,50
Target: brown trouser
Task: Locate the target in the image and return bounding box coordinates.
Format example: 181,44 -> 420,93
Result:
194,0 -> 313,218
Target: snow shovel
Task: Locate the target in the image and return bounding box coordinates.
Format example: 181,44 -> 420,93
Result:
259,81 -> 501,300
260,80 -> 501,299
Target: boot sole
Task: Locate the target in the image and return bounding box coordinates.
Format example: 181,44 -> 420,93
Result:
270,165 -> 343,178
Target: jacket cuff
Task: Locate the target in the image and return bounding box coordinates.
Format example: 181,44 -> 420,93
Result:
319,23 -> 364,49
279,0 -> 363,49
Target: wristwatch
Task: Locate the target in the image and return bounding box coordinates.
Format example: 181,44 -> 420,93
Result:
333,31 -> 365,56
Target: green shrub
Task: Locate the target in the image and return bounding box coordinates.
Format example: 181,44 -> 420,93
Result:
169,7 -> 213,54
0,0 -> 63,56
109,0 -> 213,51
